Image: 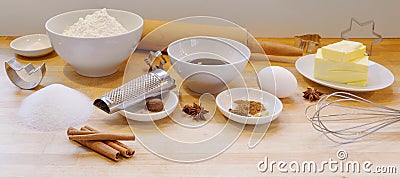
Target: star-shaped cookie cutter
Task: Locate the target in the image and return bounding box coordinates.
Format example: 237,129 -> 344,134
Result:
5,58 -> 46,89
341,18 -> 382,56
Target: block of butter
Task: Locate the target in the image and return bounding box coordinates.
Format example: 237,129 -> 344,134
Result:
314,48 -> 369,86
321,40 -> 366,62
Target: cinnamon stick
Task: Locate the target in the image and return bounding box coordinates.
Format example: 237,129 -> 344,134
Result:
82,125 -> 101,132
67,127 -> 98,135
111,140 -> 136,156
104,141 -> 132,158
68,133 -> 135,141
83,126 -> 135,156
69,128 -> 120,161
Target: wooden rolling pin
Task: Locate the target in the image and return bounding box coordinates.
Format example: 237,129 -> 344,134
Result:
140,20 -> 302,63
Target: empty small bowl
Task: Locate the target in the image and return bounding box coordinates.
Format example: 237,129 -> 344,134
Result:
216,88 -> 283,125
45,9 -> 143,77
10,34 -> 54,57
167,36 -> 250,94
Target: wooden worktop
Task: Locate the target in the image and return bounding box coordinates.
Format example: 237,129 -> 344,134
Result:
0,37 -> 399,177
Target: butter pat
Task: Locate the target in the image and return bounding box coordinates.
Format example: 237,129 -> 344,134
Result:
314,49 -> 368,86
315,49 -> 368,73
321,40 -> 366,62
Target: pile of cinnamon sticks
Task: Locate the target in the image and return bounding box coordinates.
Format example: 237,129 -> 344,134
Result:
67,125 -> 135,162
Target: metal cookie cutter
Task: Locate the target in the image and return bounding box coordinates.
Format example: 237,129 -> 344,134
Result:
294,34 -> 321,55
5,58 -> 46,89
341,18 -> 383,56
144,50 -> 167,72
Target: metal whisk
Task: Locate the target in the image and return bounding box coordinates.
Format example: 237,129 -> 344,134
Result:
305,92 -> 400,144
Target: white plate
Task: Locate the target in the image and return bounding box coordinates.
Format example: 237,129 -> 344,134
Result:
216,88 -> 283,125
10,34 -> 54,57
295,54 -> 394,92
119,91 -> 178,122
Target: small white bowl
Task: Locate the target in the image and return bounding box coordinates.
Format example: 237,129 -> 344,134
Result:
167,36 -> 250,94
216,88 -> 283,125
119,91 -> 179,122
10,34 -> 54,57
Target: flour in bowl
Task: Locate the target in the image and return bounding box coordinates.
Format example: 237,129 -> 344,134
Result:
63,8 -> 128,37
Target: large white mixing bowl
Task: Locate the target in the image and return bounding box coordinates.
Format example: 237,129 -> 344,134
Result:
45,9 -> 143,77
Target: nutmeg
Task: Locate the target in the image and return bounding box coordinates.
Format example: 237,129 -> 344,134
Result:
146,98 -> 164,112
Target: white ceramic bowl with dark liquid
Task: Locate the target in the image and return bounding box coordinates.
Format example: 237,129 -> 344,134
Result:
167,36 -> 250,94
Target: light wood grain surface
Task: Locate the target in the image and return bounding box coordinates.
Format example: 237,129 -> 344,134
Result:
0,37 -> 399,177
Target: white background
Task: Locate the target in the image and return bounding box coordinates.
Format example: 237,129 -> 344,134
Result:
1,0 -> 399,37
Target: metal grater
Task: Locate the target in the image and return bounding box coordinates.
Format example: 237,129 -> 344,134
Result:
93,69 -> 176,114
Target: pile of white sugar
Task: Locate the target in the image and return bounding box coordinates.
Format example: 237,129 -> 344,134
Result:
17,84 -> 93,131
62,8 -> 128,37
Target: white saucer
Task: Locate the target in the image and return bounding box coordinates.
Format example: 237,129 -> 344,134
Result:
119,91 -> 179,122
295,54 -> 394,92
216,88 -> 283,125
10,34 -> 54,57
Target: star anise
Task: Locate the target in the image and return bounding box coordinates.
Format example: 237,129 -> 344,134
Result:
302,87 -> 323,101
182,103 -> 209,121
